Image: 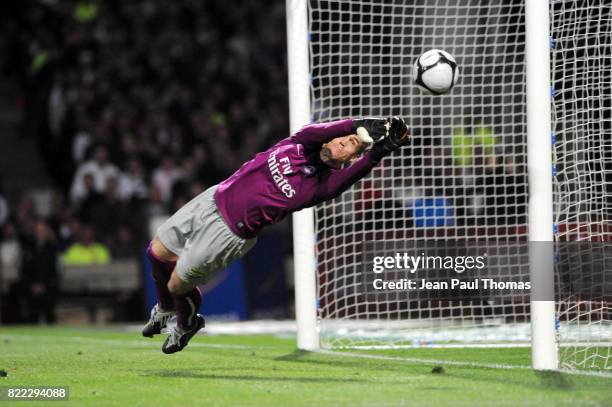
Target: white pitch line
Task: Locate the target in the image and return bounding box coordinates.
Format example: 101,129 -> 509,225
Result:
316,350 -> 612,379
349,343 -> 531,349
317,349 -> 530,370
347,342 -> 612,350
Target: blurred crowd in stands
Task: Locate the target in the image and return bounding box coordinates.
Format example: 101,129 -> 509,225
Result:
0,0 -> 289,322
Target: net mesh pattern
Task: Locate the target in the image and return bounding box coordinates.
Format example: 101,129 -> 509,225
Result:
551,0 -> 611,370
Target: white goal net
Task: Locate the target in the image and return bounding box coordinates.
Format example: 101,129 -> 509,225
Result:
551,0 -> 611,370
306,0 -> 611,371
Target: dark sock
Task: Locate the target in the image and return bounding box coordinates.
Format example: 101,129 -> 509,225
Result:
146,243 -> 176,311
173,287 -> 202,330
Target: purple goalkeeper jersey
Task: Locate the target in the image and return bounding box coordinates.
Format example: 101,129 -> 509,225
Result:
214,119 -> 379,239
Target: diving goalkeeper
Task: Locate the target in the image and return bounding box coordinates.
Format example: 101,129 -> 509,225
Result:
143,116 -> 410,354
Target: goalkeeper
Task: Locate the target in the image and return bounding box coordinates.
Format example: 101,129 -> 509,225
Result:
144,116 -> 410,354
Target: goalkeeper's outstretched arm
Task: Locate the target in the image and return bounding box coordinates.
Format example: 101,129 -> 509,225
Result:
314,117 -> 410,202
290,119 -> 354,153
290,117 -> 395,154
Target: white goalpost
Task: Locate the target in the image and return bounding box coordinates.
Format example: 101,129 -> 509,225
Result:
286,0 -> 319,351
525,0 -> 557,371
288,0 -> 611,372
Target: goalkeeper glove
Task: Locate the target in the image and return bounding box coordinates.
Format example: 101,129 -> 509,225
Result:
370,116 -> 410,162
352,117 -> 391,144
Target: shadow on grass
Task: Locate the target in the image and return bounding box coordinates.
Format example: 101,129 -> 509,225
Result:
140,368 -> 364,383
275,349 -> 419,373
275,350 -> 311,362
274,349 -> 452,377
535,370 -> 573,389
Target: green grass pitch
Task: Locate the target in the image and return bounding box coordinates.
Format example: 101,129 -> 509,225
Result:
1,326 -> 610,406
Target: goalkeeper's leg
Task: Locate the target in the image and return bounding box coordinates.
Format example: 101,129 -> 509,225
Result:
143,237 -> 205,352
163,277 -> 205,354
151,185 -> 256,353
142,239 -> 177,338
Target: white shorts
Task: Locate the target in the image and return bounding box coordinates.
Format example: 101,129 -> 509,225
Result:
156,185 -> 257,284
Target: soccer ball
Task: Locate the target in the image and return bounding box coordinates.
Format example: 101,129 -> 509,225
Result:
413,49 -> 459,95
